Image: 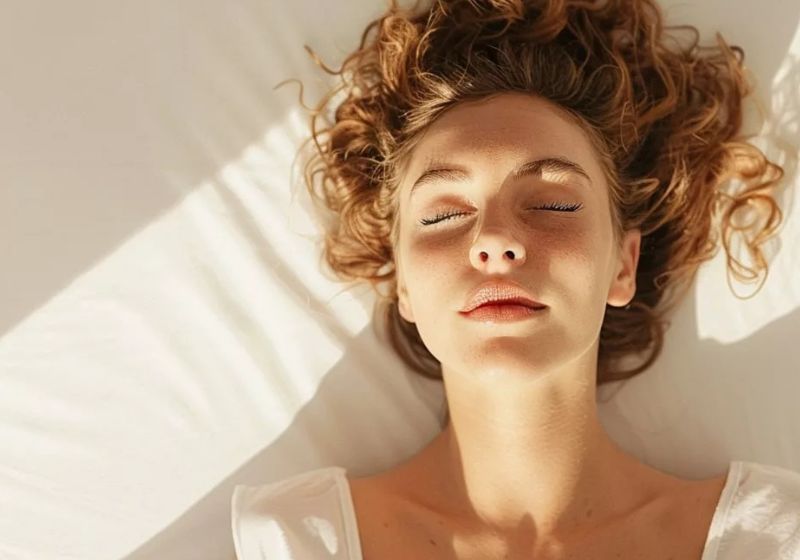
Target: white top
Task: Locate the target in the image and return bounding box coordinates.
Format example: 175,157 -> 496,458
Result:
231,460 -> 800,560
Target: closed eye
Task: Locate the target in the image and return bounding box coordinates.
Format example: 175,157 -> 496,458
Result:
419,201 -> 583,226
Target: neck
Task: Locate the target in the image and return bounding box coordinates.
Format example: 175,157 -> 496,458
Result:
393,363 -> 669,540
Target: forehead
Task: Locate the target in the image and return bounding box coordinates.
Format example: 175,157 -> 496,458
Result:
403,93 -> 598,177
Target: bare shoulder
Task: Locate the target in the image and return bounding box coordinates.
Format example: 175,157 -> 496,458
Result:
651,472 -> 728,526
643,473 -> 729,557
559,473 -> 728,560
348,469 -> 459,560
347,473 -> 418,560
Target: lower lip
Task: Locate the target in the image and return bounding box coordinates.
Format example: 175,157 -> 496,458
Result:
459,304 -> 547,323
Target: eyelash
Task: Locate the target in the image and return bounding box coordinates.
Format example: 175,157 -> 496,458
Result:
418,201 -> 583,226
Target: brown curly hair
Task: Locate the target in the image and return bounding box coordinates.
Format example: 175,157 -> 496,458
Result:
282,0 -> 787,427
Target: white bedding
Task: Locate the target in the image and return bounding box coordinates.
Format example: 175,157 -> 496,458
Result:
1,1 -> 798,559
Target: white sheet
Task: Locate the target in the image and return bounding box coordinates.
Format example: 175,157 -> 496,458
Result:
0,1 -> 798,559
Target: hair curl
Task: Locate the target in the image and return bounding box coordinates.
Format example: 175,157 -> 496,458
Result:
283,0 -> 787,427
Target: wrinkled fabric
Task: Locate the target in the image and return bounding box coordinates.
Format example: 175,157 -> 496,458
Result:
703,461 -> 800,559
232,467 -> 362,560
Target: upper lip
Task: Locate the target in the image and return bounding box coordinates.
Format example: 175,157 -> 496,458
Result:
460,279 -> 546,313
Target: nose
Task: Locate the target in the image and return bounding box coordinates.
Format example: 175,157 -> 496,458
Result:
469,227 -> 527,273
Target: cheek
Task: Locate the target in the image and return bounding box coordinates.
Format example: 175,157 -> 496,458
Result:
404,253 -> 452,295
399,246 -> 458,312
548,233 -> 613,305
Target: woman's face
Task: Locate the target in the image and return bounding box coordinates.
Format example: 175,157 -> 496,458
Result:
394,92 -> 640,379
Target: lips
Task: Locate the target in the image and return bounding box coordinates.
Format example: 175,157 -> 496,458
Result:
460,280 -> 546,313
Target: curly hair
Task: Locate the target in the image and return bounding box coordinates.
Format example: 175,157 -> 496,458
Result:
283,0 -> 787,427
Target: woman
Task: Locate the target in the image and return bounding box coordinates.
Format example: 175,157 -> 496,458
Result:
232,0 -> 799,558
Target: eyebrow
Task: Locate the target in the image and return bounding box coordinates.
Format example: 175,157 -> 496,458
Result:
409,156 -> 592,198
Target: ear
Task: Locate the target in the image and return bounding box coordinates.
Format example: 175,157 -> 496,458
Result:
607,228 -> 641,308
396,265 -> 415,323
